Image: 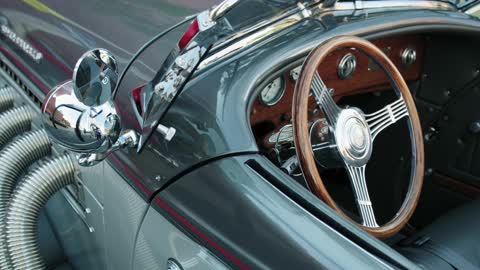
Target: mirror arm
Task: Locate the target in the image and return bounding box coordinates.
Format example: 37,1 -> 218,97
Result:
77,129 -> 139,166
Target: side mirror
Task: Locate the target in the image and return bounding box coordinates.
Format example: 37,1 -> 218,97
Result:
42,49 -> 137,166
73,49 -> 117,106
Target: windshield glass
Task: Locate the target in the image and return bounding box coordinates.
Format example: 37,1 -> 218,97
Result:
224,0 -> 298,31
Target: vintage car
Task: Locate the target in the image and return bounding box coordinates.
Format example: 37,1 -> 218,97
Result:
0,0 -> 479,269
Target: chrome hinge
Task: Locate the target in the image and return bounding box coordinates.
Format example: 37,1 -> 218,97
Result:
297,2 -> 313,18
197,0 -> 240,31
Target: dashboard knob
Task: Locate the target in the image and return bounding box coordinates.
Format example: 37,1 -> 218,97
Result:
337,53 -> 356,79
469,121 -> 480,134
401,47 -> 417,67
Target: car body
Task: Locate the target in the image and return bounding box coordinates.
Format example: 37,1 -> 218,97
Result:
0,0 -> 480,269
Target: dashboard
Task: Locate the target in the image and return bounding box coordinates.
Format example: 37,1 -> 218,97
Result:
250,34 -> 425,149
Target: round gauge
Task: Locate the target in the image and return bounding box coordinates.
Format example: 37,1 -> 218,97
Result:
260,77 -> 285,106
290,66 -> 302,81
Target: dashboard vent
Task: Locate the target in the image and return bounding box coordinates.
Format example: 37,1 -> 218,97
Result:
0,59 -> 43,109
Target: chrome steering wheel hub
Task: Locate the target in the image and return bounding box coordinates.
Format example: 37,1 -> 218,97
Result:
334,108 -> 372,166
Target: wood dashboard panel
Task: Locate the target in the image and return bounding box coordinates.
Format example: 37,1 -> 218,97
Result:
250,34 -> 425,129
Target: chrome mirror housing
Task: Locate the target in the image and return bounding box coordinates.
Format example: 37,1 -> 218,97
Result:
42,48 -> 137,166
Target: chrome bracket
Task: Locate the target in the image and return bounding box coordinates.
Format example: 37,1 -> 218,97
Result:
77,129 -> 139,166
197,10 -> 216,31
209,0 -> 239,21
138,4 -> 233,151
297,2 -> 313,18
281,155 -> 299,175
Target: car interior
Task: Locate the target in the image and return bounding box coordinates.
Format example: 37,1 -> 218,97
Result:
249,31 -> 480,268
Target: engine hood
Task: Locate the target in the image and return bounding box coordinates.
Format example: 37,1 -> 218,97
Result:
0,0 -> 301,96
0,0 -> 221,95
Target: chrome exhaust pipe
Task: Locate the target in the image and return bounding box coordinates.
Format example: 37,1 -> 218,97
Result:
5,155 -> 76,270
0,106 -> 34,148
0,130 -> 51,270
0,86 -> 15,112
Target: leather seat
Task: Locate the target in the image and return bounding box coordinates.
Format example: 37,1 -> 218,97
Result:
399,200 -> 480,270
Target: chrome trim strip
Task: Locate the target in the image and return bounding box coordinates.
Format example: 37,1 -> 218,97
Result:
197,0 -> 455,71
209,0 -> 240,21
466,3 -> 480,14
198,13 -> 304,69
207,4 -> 307,54
364,0 -> 455,10
336,0 -> 455,11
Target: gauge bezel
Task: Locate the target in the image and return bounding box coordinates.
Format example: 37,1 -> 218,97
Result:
259,76 -> 286,106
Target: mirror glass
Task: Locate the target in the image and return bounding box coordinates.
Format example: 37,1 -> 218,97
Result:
73,48 -> 118,106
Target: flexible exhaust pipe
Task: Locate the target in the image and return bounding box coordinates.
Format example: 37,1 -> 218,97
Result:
0,86 -> 15,112
5,154 -> 76,270
0,106 -> 34,148
0,130 -> 52,270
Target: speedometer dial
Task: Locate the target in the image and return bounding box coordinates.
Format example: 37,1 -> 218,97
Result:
260,77 -> 285,106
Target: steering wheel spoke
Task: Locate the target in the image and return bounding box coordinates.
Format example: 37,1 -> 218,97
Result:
311,141 -> 336,152
311,72 -> 341,125
365,97 -> 408,140
345,164 -> 379,228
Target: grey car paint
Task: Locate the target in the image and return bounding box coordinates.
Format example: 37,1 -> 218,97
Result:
0,0 -> 220,88
43,156 -> 229,270
147,8 -> 480,270
153,154 -> 406,269
1,1 -> 480,270
104,7 -> 480,200
0,66 -> 228,270
134,207 -> 229,270
0,0 -> 302,199
151,9 -> 480,190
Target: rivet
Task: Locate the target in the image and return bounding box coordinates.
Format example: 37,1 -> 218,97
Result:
167,259 -> 183,270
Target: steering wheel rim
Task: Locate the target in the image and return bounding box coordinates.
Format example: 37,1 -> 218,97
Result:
292,36 -> 424,238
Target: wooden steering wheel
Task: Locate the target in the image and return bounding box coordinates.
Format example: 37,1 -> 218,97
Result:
292,36 -> 424,238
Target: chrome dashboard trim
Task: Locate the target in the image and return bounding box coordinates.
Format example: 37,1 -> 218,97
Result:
197,0 -> 456,71
205,5 -> 309,54
197,13 -> 305,69
334,0 -> 455,11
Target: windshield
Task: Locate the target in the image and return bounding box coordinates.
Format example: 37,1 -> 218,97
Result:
224,0 -> 299,31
